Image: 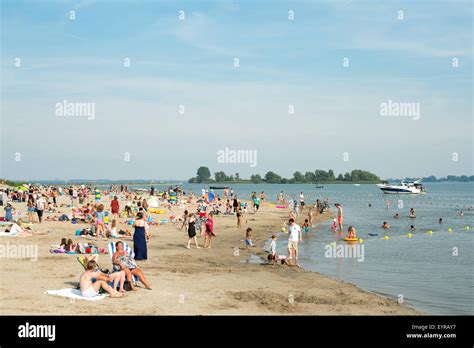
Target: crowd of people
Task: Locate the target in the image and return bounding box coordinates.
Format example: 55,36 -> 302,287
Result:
7,183 -> 464,299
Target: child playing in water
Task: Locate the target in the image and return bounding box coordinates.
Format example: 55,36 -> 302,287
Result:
303,219 -> 310,237
346,226 -> 357,239
331,219 -> 338,232
382,221 -> 391,229
267,234 -> 277,264
245,228 -> 253,249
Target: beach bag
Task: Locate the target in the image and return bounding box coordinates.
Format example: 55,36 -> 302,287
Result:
123,280 -> 133,291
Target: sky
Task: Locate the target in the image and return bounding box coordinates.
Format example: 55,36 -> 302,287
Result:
1,0 -> 472,181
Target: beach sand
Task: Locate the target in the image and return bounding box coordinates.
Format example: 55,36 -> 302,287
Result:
0,194 -> 418,315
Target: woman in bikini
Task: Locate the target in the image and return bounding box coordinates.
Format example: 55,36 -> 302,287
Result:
112,241 -> 151,290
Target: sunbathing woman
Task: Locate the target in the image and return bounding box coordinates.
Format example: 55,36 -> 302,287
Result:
112,241 -> 151,290
3,222 -> 45,237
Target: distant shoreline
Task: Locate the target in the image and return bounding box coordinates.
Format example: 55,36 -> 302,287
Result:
1,179 -> 473,187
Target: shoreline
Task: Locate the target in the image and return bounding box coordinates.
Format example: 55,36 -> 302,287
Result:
0,194 -> 419,315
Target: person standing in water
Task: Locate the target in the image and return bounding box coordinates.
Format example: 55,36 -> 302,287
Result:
287,218 -> 302,265
308,208 -> 314,226
335,203 -> 343,234
299,192 -> 305,212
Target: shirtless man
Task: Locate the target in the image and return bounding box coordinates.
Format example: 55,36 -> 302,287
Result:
79,260 -> 124,298
335,203 -> 343,234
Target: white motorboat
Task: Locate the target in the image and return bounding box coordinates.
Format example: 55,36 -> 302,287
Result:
377,180 -> 425,194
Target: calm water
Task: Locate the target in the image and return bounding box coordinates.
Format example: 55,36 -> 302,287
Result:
178,182 -> 473,315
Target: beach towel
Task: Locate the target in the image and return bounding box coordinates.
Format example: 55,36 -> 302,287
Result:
46,288 -> 106,301
0,231 -> 17,236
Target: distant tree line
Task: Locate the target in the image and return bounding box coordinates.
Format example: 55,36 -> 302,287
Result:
400,175 -> 474,182
188,167 -> 381,184
0,179 -> 25,187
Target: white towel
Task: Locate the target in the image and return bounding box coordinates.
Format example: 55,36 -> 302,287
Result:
0,231 -> 17,236
46,288 -> 106,301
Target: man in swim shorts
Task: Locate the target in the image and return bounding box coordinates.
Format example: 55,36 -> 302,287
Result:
79,260 -> 124,298
287,218 -> 302,264
299,192 -> 305,210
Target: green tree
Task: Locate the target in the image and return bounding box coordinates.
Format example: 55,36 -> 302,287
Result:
293,171 -> 304,182
250,174 -> 263,183
344,172 -> 351,181
337,174 -> 344,181
214,171 -> 228,182
304,171 -> 315,183
350,169 -> 379,181
327,169 -> 335,181
314,170 -> 328,181
264,171 -> 282,183
196,166 -> 211,183
235,173 -> 240,181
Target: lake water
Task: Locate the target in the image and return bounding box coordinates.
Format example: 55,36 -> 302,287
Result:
178,182 -> 473,315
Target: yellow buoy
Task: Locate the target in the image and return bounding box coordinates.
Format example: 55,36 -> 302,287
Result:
383,235 -> 389,240
427,231 -> 433,235
407,233 -> 412,238
359,238 -> 364,243
465,226 -> 470,231
448,228 -> 453,233
330,241 -> 336,246
281,227 -> 286,232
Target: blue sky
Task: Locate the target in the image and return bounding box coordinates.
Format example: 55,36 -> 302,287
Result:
1,0 -> 472,180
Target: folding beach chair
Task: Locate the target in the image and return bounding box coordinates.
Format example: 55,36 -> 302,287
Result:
108,241 -> 139,285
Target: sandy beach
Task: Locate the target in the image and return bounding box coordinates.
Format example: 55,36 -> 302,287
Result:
0,191 -> 418,316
